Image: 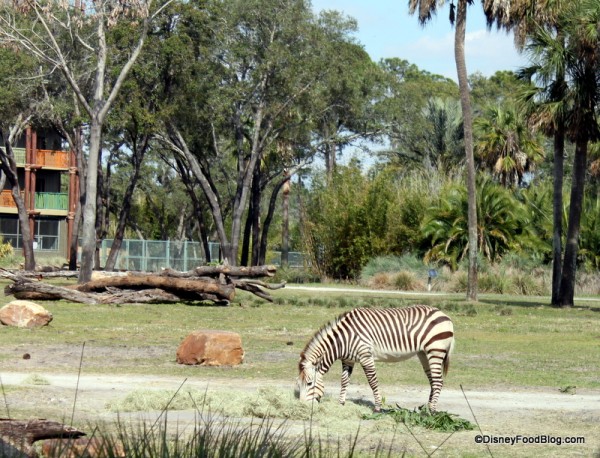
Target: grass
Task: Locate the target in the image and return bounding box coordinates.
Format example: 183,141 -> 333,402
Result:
363,406 -> 475,432
1,283 -> 599,389
0,280 -> 599,456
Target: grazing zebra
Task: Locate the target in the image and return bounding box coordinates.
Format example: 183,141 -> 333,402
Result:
296,305 -> 454,412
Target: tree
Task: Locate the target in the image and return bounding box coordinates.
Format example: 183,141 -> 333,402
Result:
555,0 -> 600,306
513,0 -> 600,306
0,48 -> 39,270
483,1 -> 567,305
156,0 -> 369,265
376,59 -> 462,170
474,104 -> 545,188
407,0 -> 479,300
0,0 -> 172,282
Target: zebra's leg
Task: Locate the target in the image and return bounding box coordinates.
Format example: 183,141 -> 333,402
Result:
423,350 -> 446,412
339,360 -> 354,405
360,356 -> 383,412
417,351 -> 434,404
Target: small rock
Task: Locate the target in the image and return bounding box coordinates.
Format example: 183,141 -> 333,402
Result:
0,300 -> 53,328
176,330 -> 244,366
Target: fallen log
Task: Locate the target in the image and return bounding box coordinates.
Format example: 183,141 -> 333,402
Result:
78,275 -> 236,302
160,265 -> 277,278
0,266 -> 283,305
0,418 -> 85,458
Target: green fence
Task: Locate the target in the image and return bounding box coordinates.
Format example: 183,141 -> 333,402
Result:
99,239 -> 305,272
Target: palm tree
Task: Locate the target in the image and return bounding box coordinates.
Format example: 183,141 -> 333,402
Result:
422,176 -> 532,269
474,104 -> 545,188
408,0 -> 479,301
555,0 -> 600,306
482,1 -> 571,306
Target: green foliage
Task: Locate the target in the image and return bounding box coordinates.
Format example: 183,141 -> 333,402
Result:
0,237 -> 13,259
422,177 -> 537,269
579,193 -> 600,270
304,163 -> 394,279
361,254 -> 425,280
474,103 -> 545,188
363,406 -> 475,432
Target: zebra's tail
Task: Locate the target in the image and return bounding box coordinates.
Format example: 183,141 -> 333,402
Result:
442,335 -> 455,378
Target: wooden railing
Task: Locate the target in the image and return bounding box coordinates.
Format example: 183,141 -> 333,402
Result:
10,147 -> 70,168
0,190 -> 68,211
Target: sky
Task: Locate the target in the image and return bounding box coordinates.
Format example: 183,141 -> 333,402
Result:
311,0 -> 528,81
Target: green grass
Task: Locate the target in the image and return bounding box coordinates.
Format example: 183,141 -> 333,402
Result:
1,283 -> 599,391
1,281 -> 599,457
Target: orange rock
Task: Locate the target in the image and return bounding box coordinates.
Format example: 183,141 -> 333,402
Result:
0,300 -> 53,328
177,330 -> 244,366
42,437 -> 125,458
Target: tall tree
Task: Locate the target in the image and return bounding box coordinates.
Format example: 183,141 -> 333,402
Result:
556,0 -> 600,306
483,1 -> 567,305
0,0 -> 172,282
407,0 -> 479,300
157,0 -> 367,265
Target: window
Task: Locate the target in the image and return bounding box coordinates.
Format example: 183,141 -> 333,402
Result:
0,216 -> 60,251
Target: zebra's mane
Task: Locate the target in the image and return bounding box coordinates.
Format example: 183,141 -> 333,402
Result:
299,310 -> 351,368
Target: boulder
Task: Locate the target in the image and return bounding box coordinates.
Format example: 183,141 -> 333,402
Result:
0,300 -> 53,328
177,330 -> 244,366
42,437 -> 125,458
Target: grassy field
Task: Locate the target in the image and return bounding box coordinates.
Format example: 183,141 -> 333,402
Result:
0,281 -> 599,457
1,284 -> 598,391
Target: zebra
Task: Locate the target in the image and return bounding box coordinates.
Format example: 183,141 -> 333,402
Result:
296,304 -> 454,412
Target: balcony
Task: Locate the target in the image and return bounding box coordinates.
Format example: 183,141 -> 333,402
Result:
11,147 -> 71,169
0,190 -> 68,214
35,192 -> 68,211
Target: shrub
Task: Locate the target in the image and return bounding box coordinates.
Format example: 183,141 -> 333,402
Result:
392,271 -> 422,291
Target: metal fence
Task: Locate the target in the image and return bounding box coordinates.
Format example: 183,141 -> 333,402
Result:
98,239 -> 304,272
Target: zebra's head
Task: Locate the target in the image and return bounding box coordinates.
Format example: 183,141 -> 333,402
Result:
296,359 -> 324,402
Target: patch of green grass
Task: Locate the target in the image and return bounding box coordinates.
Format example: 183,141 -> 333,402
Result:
363,406 -> 475,432
22,374 -> 51,385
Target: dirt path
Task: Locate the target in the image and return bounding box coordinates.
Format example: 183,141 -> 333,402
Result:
1,371 -> 598,457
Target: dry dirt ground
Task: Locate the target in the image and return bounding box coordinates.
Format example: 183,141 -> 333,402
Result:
1,367 -> 599,457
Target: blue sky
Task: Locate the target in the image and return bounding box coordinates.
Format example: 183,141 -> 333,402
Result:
311,0 -> 528,80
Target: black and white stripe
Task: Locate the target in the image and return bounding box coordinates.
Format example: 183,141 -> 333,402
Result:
296,304 -> 454,412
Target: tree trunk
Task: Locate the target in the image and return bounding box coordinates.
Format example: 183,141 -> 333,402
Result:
557,137 -> 588,307
281,170 -> 291,268
79,120 -> 102,283
105,138 -> 148,271
250,165 -> 262,266
241,202 -> 253,267
0,141 -> 35,270
68,130 -> 85,271
454,0 -> 478,301
551,127 -> 565,305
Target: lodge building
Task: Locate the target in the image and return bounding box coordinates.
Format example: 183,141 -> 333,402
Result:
0,127 -> 79,259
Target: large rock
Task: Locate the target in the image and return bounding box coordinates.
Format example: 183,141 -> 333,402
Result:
0,300 -> 53,328
42,437 -> 125,458
177,330 -> 244,366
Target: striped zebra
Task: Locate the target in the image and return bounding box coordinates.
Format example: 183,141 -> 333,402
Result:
296,305 -> 454,412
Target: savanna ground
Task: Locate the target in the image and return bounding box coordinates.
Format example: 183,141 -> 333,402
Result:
0,280 -> 599,457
